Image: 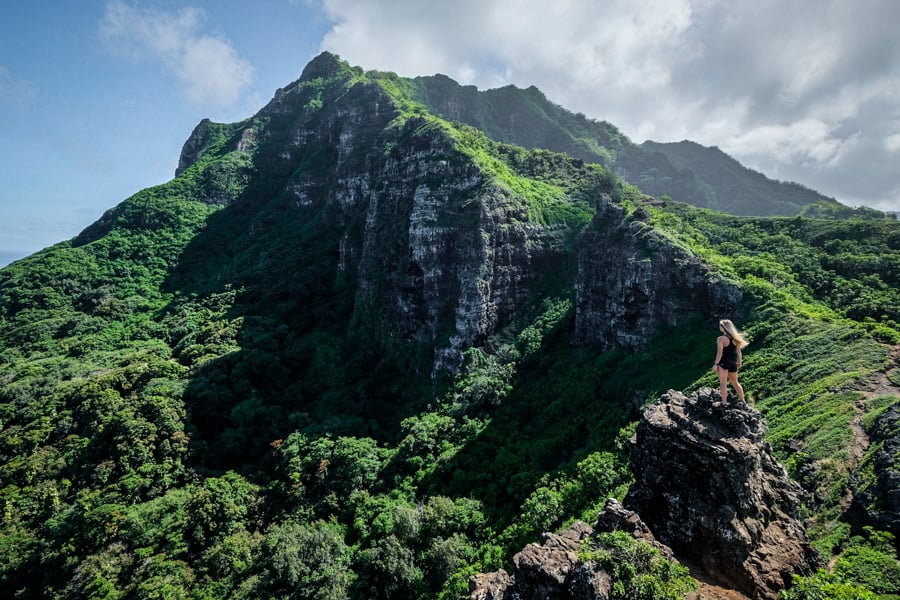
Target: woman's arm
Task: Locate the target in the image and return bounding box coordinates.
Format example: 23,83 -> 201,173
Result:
713,336 -> 725,369
736,346 -> 743,369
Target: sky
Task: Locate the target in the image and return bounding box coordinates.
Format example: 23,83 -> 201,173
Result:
2,1 -> 898,267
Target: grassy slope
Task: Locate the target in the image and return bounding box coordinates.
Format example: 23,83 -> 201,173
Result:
643,202 -> 900,554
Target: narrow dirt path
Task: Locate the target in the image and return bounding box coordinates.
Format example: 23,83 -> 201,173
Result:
675,557 -> 751,600
686,583 -> 750,600
849,345 -> 899,468
823,344 -> 900,569
857,344 -> 900,401
684,567 -> 751,600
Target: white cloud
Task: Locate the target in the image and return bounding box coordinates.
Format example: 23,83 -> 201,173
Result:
726,119 -> 844,167
316,0 -> 696,98
99,0 -> 254,109
308,0 -> 900,211
885,129 -> 900,153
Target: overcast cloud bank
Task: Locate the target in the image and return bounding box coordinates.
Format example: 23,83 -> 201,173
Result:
312,0 -> 900,212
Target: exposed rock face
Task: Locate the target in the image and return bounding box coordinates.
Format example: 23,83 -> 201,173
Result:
170,52 -> 740,376
575,199 -> 742,350
174,53 -> 560,375
626,388 -> 821,599
854,403 -> 900,536
469,502 -> 670,600
346,124 -> 554,374
468,389 -> 822,600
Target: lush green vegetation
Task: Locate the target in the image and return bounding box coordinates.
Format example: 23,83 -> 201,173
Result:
642,140 -> 848,216
407,71 -> 859,217
780,529 -> 900,599
1,54 -> 899,599
579,531 -> 697,599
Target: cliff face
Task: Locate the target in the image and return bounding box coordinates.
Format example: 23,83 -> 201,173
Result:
171,52 -> 737,374
347,123 -> 557,373
265,69 -> 578,372
575,201 -> 742,350
173,54 -> 546,373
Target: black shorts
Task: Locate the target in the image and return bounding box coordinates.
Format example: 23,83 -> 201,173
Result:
717,362 -> 738,373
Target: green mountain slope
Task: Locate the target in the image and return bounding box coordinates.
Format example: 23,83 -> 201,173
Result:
1,53 -> 899,599
644,140 -> 847,217
406,73 -> 853,217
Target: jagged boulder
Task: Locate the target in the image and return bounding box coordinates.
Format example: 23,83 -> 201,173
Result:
594,497 -> 675,559
626,388 -> 821,599
511,522 -> 598,599
468,501 -> 679,600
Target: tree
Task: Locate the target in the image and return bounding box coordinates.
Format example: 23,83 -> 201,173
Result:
264,519 -> 353,600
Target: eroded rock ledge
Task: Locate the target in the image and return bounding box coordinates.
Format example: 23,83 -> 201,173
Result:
469,500 -> 669,600
470,388 -> 821,600
627,388 -> 820,598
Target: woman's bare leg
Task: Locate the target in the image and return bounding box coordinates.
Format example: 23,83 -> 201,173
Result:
716,366 -> 729,403
728,371 -> 745,402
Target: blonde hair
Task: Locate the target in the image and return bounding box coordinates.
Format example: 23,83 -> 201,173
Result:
719,319 -> 748,348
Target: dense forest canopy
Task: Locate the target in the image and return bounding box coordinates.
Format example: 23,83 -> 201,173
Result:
1,53 -> 899,599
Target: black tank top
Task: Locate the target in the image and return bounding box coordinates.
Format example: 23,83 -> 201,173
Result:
721,337 -> 738,366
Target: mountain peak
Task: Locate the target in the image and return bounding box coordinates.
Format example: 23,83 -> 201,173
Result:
300,50 -> 348,80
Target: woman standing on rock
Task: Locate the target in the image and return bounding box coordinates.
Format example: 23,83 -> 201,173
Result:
713,319 -> 748,405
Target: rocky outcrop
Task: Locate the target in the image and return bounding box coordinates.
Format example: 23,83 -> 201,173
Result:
469,502 -> 674,600
175,119 -> 245,177
470,389 -> 820,600
854,402 -> 900,536
626,388 -> 821,599
575,200 -> 742,350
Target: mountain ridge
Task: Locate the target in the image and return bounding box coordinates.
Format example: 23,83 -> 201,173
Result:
0,51 -> 898,599
174,51 -> 847,218
642,140 -> 833,215
397,61 -> 843,217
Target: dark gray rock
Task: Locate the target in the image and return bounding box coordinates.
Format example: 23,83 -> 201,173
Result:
469,504 -> 672,600
854,402 -> 900,536
594,497 -> 674,559
513,524 -> 594,599
626,388 -> 821,599
575,198 -> 742,350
